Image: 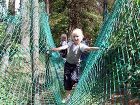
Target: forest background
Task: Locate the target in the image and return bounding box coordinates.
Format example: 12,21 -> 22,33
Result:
48,0 -> 115,46
1,0 -> 115,46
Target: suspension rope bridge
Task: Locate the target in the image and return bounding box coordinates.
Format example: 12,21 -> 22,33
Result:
0,0 -> 140,105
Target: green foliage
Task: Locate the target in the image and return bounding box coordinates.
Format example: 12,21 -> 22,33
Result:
9,43 -> 22,61
50,13 -> 68,33
108,0 -> 116,12
51,0 -> 66,13
134,0 -> 140,5
0,72 -> 31,104
50,12 -> 68,46
0,23 -> 6,43
49,0 -> 116,46
49,0 -> 105,46
108,3 -> 140,99
81,11 -> 103,42
109,0 -> 139,49
0,23 -> 6,59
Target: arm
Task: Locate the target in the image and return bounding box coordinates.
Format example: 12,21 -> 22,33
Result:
52,47 -> 62,51
52,44 -> 68,51
84,47 -> 100,52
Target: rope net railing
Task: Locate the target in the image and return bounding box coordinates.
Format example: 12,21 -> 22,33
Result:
0,1 -> 64,105
68,0 -> 140,105
0,0 -> 140,105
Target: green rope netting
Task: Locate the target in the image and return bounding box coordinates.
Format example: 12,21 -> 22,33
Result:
0,0 -> 140,105
40,3 -> 65,104
0,1 -> 64,105
69,0 -> 140,105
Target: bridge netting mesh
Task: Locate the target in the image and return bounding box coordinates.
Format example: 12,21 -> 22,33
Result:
0,0 -> 140,105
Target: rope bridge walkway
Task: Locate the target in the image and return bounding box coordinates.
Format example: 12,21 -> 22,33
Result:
0,0 -> 140,105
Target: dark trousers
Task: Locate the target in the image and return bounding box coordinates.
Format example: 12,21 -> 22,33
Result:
64,61 -> 80,90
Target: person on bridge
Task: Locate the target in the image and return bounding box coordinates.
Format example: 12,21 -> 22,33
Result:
59,34 -> 68,59
52,28 -> 100,103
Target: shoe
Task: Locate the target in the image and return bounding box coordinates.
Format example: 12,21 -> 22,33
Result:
62,95 -> 71,104
62,99 -> 66,103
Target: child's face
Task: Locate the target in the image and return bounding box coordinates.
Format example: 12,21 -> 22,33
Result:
72,34 -> 83,45
61,36 -> 67,41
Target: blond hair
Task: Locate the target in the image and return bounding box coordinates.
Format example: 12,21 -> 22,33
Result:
61,34 -> 67,41
61,33 -> 66,37
71,28 -> 84,41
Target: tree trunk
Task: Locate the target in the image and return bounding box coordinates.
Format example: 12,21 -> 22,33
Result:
20,0 -> 31,64
1,23 -> 15,75
103,0 -> 108,20
96,1 -> 103,15
48,0 -> 52,14
31,0 -> 40,104
32,0 -> 39,66
8,0 -> 15,15
1,48 -> 10,76
0,0 -> 7,21
1,0 -> 15,76
68,0 -> 82,33
45,0 -> 49,14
